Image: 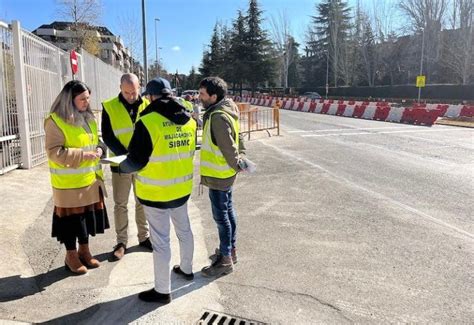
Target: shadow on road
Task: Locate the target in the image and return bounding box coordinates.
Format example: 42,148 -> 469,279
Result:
38,271 -> 212,324
0,249 -> 141,303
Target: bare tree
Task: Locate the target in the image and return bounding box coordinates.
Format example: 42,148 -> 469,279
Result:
399,0 -> 448,31
369,0 -> 398,41
442,0 -> 473,84
353,3 -> 378,86
269,10 -> 295,89
56,0 -> 103,54
399,0 -> 448,80
115,12 -> 143,75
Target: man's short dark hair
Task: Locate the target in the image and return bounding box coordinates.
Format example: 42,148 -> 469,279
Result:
199,77 -> 227,102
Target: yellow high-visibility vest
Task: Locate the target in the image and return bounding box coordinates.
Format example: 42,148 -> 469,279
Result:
176,97 -> 194,112
200,111 -> 239,179
135,112 -> 196,202
102,96 -> 149,165
48,113 -> 103,189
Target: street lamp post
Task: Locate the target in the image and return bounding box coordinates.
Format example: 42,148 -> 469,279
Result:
325,50 -> 329,99
154,18 -> 160,76
158,47 -> 162,66
141,0 -> 148,84
418,26 -> 425,103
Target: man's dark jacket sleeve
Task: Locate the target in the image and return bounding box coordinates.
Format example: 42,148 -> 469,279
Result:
101,106 -> 128,156
118,120 -> 153,173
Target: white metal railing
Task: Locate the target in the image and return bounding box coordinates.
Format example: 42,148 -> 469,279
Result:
1,20 -> 126,173
82,50 -> 122,129
0,21 -> 20,174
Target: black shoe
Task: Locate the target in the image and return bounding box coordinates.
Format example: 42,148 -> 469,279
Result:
109,243 -> 126,262
172,265 -> 194,280
138,288 -> 171,304
139,237 -> 153,251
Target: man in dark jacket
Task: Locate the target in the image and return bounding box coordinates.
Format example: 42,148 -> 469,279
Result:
119,77 -> 196,304
198,77 -> 246,277
102,73 -> 151,262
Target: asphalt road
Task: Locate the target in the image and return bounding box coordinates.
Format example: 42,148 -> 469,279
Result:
192,110 -> 474,323
0,109 -> 472,324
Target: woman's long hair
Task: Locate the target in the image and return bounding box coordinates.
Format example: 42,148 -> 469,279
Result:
49,80 -> 95,126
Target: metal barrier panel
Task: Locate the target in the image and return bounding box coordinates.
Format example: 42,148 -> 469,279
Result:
81,51 -> 100,110
239,106 -> 280,140
21,29 -> 63,167
0,21 -> 20,174
81,50 -> 123,132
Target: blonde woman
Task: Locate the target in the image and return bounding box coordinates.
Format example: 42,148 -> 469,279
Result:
44,80 -> 109,275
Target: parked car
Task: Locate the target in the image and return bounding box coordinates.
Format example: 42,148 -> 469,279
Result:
182,90 -> 199,98
302,92 -> 322,100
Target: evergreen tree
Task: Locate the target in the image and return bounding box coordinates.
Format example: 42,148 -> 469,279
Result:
301,28 -> 329,90
312,0 -> 352,87
199,23 -> 224,77
360,20 -> 377,86
209,23 -> 224,76
228,10 -> 248,95
185,66 -> 200,90
199,50 -> 212,77
287,36 -> 301,88
245,0 -> 276,93
220,25 -> 234,83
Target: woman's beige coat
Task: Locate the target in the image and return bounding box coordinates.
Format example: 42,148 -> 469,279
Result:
45,117 -> 107,209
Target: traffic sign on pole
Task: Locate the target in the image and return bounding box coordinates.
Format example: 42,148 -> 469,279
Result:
70,50 -> 78,79
416,75 -> 426,88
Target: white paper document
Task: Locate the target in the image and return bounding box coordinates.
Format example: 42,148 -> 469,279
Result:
239,157 -> 257,173
100,155 -> 127,164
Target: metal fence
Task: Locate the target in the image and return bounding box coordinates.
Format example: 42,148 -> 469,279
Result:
82,50 -> 122,127
0,20 -> 124,174
239,106 -> 280,140
0,21 -> 20,174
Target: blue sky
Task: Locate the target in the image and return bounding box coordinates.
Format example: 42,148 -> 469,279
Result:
0,0 -> 399,74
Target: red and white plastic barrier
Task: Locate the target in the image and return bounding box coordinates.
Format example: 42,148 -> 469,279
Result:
233,95 -> 473,126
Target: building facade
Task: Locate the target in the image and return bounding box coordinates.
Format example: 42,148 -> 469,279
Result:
33,21 -> 142,75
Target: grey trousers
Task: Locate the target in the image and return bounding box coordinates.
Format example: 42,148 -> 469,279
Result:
112,172 -> 148,245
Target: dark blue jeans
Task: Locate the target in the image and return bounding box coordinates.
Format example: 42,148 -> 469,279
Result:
208,188 -> 237,257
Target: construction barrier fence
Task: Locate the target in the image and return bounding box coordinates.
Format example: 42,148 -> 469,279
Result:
237,103 -> 280,140
234,95 -> 474,126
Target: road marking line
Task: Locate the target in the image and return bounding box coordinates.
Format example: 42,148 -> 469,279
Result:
399,134 -> 474,150
287,126 -> 431,133
301,128 -> 473,137
259,141 -> 474,241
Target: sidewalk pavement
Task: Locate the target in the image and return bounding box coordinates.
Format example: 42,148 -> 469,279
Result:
0,163 -> 224,324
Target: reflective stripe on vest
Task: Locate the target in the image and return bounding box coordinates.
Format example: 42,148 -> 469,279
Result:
200,142 -> 223,157
200,110 -> 240,179
148,151 -> 195,162
49,165 -> 101,175
113,126 -> 134,136
47,113 -> 103,189
200,160 -> 234,172
135,111 -> 196,202
136,173 -> 193,186
102,96 -> 149,165
79,145 -> 97,152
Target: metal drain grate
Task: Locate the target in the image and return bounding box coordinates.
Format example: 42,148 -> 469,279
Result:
196,309 -> 267,325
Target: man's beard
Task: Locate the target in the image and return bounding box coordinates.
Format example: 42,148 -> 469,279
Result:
125,97 -> 138,105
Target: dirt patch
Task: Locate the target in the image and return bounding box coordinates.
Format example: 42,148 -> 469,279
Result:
435,117 -> 474,128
